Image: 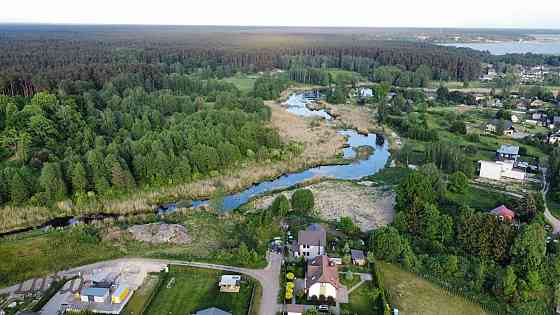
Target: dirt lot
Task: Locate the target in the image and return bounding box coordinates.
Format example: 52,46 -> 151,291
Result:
250,180 -> 395,232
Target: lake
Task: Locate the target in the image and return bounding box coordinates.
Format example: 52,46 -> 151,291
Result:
442,41 -> 560,55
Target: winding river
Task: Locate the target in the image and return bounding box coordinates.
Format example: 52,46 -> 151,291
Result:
1,92 -> 391,235
184,92 -> 391,212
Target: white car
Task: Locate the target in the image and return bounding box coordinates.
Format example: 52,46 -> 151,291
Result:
318,305 -> 329,312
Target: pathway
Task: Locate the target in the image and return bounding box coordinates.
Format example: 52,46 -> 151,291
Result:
541,168 -> 560,234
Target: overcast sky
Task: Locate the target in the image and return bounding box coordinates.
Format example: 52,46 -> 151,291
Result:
1,0 -> 559,29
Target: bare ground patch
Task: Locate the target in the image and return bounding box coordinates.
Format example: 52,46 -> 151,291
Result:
250,180 -> 395,232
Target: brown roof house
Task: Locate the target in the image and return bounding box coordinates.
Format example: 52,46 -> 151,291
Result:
305,255 -> 341,300
296,224 -> 326,260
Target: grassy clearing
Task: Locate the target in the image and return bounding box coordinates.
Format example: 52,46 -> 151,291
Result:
340,281 -> 377,315
366,167 -> 412,186
446,186 -> 516,211
339,273 -> 361,289
379,262 -> 489,315
145,266 -> 253,315
223,77 -> 257,93
0,228 -> 119,287
122,274 -> 161,315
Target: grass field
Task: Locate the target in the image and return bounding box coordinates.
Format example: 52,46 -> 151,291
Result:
379,262 -> 489,315
223,77 -> 257,93
145,266 -> 254,315
340,281 -> 377,315
446,186 -> 516,211
122,274 -> 161,315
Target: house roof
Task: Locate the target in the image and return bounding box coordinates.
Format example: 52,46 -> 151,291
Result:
497,144 -> 519,155
490,205 -> 516,220
286,304 -> 306,313
488,119 -> 513,130
80,287 -> 109,297
195,307 -> 232,315
219,275 -> 241,286
298,224 -> 326,247
306,255 -> 340,289
351,249 -> 365,260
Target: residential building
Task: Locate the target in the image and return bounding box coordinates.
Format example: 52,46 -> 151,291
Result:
511,114 -> 520,123
195,307 -> 232,315
306,255 -> 341,300
351,250 -> 366,266
358,88 -> 374,98
496,144 -> 520,162
219,275 -> 241,293
80,287 -> 110,303
485,119 -> 515,136
478,160 -> 525,181
296,224 -> 326,260
490,205 -> 516,221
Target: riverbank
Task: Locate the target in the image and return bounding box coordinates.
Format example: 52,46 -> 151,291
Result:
0,97 -> 352,234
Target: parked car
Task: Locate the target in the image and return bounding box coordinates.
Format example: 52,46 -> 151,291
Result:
318,305 -> 329,312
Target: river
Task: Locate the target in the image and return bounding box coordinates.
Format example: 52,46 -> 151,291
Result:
1,92 -> 390,235
185,92 -> 390,212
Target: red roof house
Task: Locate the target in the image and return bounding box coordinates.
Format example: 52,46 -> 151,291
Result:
490,205 -> 515,221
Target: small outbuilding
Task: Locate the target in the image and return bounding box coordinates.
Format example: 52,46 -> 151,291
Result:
219,275 -> 241,293
350,249 -> 366,266
80,287 -> 110,303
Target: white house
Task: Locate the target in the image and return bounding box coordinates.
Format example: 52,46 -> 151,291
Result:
358,88 -> 374,98
511,115 -> 520,123
479,160 -> 525,181
306,255 -> 340,300
295,224 -> 326,260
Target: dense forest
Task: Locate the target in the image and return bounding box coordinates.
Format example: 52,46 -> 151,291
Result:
0,72 -> 281,211
0,25 -> 484,97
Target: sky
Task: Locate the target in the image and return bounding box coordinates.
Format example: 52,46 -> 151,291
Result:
1,0 -> 559,29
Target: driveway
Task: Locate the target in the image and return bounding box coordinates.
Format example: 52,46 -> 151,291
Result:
1,252 -> 284,315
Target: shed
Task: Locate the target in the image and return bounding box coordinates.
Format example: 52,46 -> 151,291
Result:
219,275 -> 241,293
350,249 -> 366,266
80,287 -> 109,303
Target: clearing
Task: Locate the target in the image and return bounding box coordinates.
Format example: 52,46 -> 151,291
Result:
379,262 -> 489,315
250,180 -> 395,232
145,266 -> 254,315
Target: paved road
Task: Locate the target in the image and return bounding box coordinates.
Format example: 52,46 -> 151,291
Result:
541,168 -> 560,234
1,253 -> 283,315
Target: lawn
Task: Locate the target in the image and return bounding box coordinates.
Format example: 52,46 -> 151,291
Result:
446,186 -> 516,212
145,266 -> 254,315
122,274 -> 161,315
340,281 -> 377,315
378,262 -> 489,315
